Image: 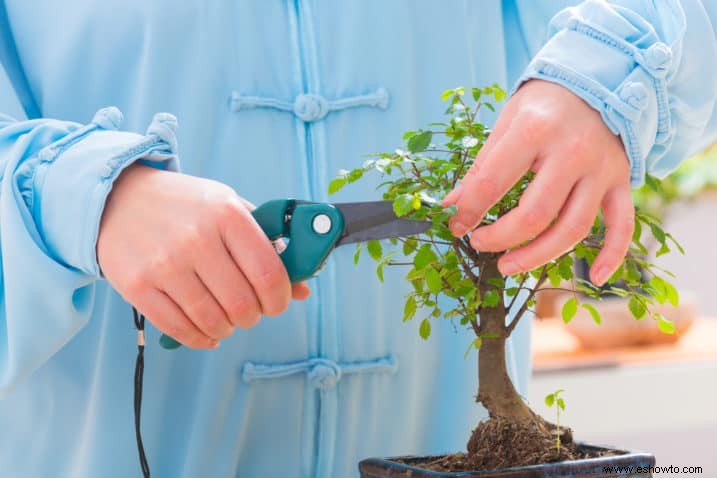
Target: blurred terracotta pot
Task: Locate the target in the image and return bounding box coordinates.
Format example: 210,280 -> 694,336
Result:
537,289 -> 697,349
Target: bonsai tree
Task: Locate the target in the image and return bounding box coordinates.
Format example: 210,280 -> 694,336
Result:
330,86 -> 680,471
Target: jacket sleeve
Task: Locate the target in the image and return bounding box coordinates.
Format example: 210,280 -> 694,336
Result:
0,72 -> 180,396
514,0 -> 717,187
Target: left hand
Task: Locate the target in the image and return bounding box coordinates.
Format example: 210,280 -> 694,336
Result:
442,79 -> 634,286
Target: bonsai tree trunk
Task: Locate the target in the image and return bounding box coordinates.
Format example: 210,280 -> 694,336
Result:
465,254 -> 573,466
475,254 -> 537,424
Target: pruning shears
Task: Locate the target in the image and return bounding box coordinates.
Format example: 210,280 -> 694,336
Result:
159,199 -> 432,349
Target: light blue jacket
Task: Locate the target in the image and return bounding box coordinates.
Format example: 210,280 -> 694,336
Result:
0,1 -> 715,477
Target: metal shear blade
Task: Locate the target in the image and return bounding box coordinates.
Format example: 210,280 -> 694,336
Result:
334,200 -> 432,246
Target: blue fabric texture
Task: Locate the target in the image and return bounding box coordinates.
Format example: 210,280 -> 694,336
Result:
0,1 -> 715,477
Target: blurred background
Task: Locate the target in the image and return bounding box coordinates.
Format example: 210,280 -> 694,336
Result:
529,145 -> 717,477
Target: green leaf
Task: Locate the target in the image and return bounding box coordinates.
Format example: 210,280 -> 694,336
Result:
393,193 -> 415,217
487,277 -> 505,288
419,318 -> 431,340
628,296 -> 647,320
414,244 -> 438,269
403,296 -> 417,322
425,267 -> 442,294
483,290 -> 500,307
648,276 -> 667,304
440,89 -> 454,101
464,337 -> 482,359
347,168 -> 364,183
328,177 -> 347,195
407,131 -> 432,153
632,219 -> 642,242
402,237 -> 418,256
582,303 -> 601,325
655,313 -> 675,334
547,265 -> 562,287
412,194 -> 422,210
667,233 -> 685,254
376,263 -> 384,283
561,297 -> 578,324
655,242 -> 670,257
353,244 -> 362,265
645,174 -> 661,192
367,240 -> 382,261
649,223 -> 666,244
663,280 -> 679,307
558,256 -> 574,281
557,398 -> 566,411
544,393 -> 555,408
405,267 -> 425,280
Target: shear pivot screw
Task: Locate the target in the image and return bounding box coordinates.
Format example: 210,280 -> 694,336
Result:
312,214 -> 332,234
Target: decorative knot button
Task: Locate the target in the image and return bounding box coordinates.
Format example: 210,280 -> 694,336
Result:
293,93 -> 329,122
307,359 -> 342,390
91,106 -> 123,130
619,81 -> 649,111
643,42 -> 672,76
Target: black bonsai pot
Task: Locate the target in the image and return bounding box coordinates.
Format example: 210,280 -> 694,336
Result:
359,444 -> 655,477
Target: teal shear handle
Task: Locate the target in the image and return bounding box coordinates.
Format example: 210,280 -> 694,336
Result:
159,199 -> 344,349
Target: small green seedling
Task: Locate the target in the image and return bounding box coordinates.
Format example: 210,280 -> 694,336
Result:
545,390 -> 567,454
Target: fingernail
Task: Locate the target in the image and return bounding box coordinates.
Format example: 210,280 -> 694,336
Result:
211,340 -> 220,349
499,260 -> 520,276
450,220 -> 468,237
443,185 -> 464,206
470,233 -> 484,250
594,266 -> 609,285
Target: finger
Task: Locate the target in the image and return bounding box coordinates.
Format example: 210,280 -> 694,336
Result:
442,93 -> 523,206
136,288 -> 217,349
194,239 -> 262,329
498,178 -> 602,275
221,206 -> 292,317
470,163 -> 577,251
446,127 -> 536,237
590,185 -> 635,286
163,270 -> 234,340
292,282 -> 311,300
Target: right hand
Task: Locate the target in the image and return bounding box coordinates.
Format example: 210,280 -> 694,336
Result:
97,164 -> 311,349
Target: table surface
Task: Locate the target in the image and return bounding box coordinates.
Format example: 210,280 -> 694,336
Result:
531,316 -> 717,372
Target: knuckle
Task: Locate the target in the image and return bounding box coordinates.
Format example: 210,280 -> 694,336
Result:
145,253 -> 175,279
226,295 -> 259,322
519,111 -> 552,143
565,217 -> 593,242
254,267 -> 287,294
165,320 -> 212,349
177,225 -> 207,252
235,312 -> 262,329
199,313 -> 232,340
123,270 -> 151,298
163,321 -> 186,344
458,176 -> 500,222
184,293 -> 214,321
472,176 -> 500,202
563,139 -> 591,163
212,196 -> 243,226
520,205 -> 553,234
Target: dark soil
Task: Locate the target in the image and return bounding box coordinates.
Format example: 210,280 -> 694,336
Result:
401,418 -> 617,473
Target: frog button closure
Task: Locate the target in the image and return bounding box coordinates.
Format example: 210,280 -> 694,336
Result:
293,93 -> 329,122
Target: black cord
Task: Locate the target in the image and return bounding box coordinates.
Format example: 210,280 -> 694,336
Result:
132,307 -> 151,478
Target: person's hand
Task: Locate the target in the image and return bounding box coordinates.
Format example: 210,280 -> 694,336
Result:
442,79 -> 634,286
97,164 -> 311,349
